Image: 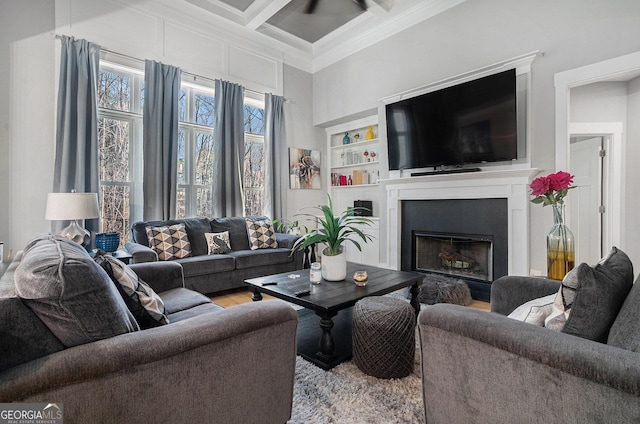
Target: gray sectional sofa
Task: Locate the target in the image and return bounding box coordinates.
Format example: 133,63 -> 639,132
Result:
418,247 -> 640,423
126,216 -> 304,294
0,234 -> 298,423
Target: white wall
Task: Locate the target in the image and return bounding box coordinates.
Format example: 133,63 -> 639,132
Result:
1,0 -> 323,255
626,77 -> 640,263
0,0 -> 56,261
312,0 -> 640,272
283,64 -> 327,228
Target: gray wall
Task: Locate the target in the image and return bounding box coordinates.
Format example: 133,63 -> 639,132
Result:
312,0 -> 640,272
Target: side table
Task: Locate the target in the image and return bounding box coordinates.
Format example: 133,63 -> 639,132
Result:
91,249 -> 133,264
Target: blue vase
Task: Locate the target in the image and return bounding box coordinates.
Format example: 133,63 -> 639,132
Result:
343,132 -> 350,145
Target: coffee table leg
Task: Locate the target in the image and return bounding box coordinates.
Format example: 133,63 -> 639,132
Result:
251,287 -> 263,302
410,282 -> 421,316
316,312 -> 338,362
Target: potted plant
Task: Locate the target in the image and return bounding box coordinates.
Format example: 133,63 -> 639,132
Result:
292,195 -> 374,281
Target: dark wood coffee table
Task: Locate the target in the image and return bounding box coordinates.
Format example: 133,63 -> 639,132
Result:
245,262 -> 422,370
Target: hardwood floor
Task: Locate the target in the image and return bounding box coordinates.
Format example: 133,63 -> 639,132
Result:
211,287 -> 491,311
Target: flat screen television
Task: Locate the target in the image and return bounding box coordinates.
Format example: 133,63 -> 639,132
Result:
386,69 -> 518,171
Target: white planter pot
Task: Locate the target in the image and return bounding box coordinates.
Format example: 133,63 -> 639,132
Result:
321,247 -> 347,281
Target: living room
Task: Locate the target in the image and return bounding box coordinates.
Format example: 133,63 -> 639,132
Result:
2,0 -> 640,422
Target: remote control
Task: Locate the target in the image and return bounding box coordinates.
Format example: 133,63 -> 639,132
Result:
294,289 -> 311,297
261,282 -> 277,286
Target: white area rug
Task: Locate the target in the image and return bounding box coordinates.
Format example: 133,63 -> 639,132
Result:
289,327 -> 424,424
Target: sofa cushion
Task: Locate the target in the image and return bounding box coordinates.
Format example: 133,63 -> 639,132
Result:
146,223 -> 192,261
608,275 -> 640,351
95,253 -> 169,329
132,217 -> 211,256
544,266 -> 580,331
0,253 -> 66,372
551,247 -> 633,343
232,248 -> 293,270
507,294 -> 555,326
177,254 -> 236,277
205,231 -> 232,254
14,234 -> 139,348
246,218 -> 278,250
160,288 -> 223,322
210,216 -> 268,251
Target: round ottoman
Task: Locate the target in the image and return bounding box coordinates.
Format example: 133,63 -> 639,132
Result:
352,297 -> 415,379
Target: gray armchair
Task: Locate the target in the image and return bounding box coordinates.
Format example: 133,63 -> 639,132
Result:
418,274 -> 640,423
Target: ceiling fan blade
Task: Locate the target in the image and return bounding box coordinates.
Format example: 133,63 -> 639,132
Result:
305,0 -> 319,14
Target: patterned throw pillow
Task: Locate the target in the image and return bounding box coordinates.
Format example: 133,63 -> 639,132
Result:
146,223 -> 191,261
95,253 -> 169,329
246,218 -> 278,250
205,231 -> 232,254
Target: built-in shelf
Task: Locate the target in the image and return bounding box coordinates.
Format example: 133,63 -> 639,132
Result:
332,161 -> 380,170
331,183 -> 379,189
331,138 -> 378,151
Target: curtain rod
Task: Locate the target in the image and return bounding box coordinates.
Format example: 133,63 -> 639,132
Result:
53,33 -> 281,100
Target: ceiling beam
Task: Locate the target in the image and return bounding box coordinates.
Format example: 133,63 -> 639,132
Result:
245,0 -> 293,31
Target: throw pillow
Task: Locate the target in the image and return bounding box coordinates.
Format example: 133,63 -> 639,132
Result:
246,218 -> 278,250
205,231 -> 232,254
14,234 -> 139,348
507,294 -> 556,326
94,253 -> 169,329
146,223 -> 192,261
546,247 -> 634,342
544,266 -> 580,331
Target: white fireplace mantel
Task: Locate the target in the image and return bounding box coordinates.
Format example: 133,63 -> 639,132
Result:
384,168 -> 540,276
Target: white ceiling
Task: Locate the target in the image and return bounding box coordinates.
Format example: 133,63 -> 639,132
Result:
178,0 -> 466,72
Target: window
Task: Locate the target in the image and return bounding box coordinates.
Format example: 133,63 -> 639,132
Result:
243,100 -> 265,216
97,62 -> 143,246
176,83 -> 216,218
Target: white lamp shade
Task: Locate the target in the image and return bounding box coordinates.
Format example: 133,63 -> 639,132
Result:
45,192 -> 100,221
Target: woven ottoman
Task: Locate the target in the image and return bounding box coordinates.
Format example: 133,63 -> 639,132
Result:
352,297 -> 415,379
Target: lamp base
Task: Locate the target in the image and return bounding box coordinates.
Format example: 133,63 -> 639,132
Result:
59,220 -> 90,246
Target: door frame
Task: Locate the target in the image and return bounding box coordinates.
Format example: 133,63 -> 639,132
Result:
569,122 -> 623,256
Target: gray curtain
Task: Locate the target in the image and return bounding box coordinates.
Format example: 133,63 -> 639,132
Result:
53,36 -> 101,234
213,80 -> 245,217
142,60 -> 181,221
263,93 -> 287,219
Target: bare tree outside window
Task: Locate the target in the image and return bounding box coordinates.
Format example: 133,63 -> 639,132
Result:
244,105 -> 265,216
97,66 -> 142,247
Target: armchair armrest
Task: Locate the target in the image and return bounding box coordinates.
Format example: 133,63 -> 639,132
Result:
0,300 -> 298,424
129,261 -> 184,292
124,241 -> 158,263
419,305 -> 640,422
490,275 -> 560,315
275,232 -> 301,250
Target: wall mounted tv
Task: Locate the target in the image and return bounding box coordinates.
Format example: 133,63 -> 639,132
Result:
386,69 -> 518,171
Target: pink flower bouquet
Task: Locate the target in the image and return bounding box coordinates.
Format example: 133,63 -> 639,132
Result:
530,171 -> 575,206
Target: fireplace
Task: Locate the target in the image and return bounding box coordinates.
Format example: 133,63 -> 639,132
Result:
414,232 -> 493,282
401,198 -> 508,301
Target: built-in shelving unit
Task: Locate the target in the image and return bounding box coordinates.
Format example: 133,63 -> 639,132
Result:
325,115 -> 382,266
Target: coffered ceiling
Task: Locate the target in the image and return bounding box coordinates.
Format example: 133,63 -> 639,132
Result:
180,0 -> 466,71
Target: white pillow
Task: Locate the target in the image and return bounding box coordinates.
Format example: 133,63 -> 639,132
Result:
507,294 -> 556,326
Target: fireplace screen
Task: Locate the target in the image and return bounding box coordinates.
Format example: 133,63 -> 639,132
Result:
414,232 -> 493,281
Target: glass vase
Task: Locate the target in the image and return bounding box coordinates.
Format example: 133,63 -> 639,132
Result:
547,204 -> 575,280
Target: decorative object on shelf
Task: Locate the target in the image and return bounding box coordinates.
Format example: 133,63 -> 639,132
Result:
365,126 -> 375,140
342,132 -> 350,145
530,171 -> 576,280
363,150 -> 369,162
45,190 -> 100,246
354,133 -> 360,142
292,195 -> 373,281
370,151 -> 376,162
95,232 -> 120,252
289,147 -> 321,189
353,270 -> 368,287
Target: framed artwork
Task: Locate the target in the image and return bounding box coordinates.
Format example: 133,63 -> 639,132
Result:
289,148 -> 321,189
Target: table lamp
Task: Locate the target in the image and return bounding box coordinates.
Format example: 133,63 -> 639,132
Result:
45,191 -> 99,245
